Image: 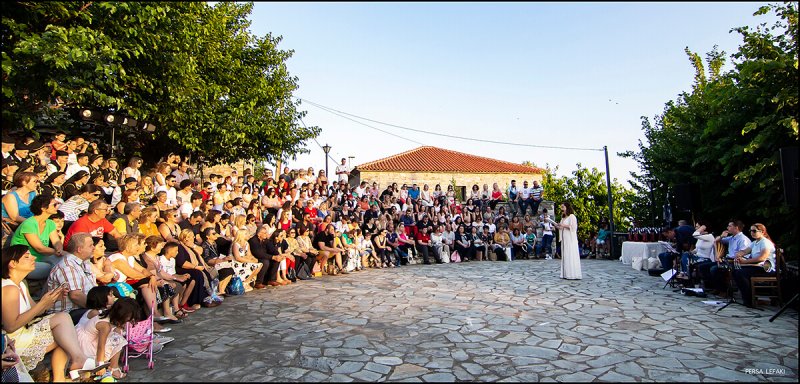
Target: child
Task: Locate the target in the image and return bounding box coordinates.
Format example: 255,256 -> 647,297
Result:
341,230 -> 361,272
75,287 -> 139,379
358,231 -> 375,269
159,242 -> 197,313
525,226 -> 537,259
142,236 -> 188,320
49,211 -> 65,244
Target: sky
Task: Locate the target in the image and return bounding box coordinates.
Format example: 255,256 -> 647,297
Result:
245,2 -> 775,184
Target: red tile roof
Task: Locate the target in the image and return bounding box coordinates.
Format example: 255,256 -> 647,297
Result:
356,146 -> 543,174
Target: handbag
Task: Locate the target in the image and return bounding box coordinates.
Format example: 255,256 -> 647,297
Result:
450,250 -> 461,263
225,276 -> 245,296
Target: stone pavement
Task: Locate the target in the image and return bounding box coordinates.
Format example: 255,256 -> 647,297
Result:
126,259 -> 798,382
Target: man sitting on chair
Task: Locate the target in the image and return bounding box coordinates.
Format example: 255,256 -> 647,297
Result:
701,220 -> 751,295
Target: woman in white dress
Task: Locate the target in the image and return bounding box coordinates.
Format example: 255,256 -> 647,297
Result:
555,202 -> 582,280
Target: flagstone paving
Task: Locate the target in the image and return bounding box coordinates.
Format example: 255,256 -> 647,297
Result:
126,259 -> 798,382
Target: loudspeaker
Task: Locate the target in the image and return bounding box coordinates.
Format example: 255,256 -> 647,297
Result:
780,147 -> 798,206
674,184 -> 701,212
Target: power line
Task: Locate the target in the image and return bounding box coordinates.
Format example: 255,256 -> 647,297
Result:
299,117 -> 339,164
301,101 -> 425,146
298,97 -> 603,152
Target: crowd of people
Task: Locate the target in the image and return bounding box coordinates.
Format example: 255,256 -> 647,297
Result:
1,131 -> 580,381
3,129 -> 778,381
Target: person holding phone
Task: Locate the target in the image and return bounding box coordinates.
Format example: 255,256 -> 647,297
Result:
3,245 -> 108,381
2,331 -> 33,382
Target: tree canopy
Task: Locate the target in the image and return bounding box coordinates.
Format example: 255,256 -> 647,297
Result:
2,1 -> 319,165
536,163 -> 636,242
620,3 -> 798,253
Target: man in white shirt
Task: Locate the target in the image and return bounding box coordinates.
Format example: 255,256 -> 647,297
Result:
519,180 -> 532,216
179,192 -> 203,222
155,174 -> 179,207
65,153 -> 90,179
335,158 -> 351,184
354,181 -> 367,198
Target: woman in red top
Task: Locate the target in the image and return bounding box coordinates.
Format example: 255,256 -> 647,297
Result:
278,209 -> 292,232
490,182 -> 504,211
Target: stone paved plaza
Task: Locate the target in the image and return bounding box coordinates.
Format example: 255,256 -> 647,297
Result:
126,259 -> 798,382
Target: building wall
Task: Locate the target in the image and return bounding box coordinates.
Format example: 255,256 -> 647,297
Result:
357,171 -> 543,197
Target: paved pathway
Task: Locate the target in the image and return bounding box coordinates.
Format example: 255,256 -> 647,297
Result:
126,259 -> 798,382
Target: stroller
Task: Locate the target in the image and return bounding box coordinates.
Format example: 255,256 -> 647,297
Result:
122,301 -> 156,372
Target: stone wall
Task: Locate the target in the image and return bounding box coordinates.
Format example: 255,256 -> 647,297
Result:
356,171 -> 543,201
196,159 -> 257,183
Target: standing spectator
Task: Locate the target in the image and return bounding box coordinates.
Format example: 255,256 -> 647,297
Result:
506,180 -> 519,217
49,131 -> 68,161
518,181 -> 532,216
335,158 -> 351,185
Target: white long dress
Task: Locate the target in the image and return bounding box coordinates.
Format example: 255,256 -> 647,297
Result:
559,214 -> 582,279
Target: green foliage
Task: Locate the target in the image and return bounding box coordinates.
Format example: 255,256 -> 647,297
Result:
620,2 -> 799,255
536,162 -> 636,241
2,1 -> 319,165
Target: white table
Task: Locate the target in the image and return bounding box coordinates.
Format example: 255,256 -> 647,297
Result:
620,242 -> 667,270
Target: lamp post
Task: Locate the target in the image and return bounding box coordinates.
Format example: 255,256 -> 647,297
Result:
322,143 -> 331,179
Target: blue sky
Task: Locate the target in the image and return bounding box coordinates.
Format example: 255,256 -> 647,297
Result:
245,2 -> 774,184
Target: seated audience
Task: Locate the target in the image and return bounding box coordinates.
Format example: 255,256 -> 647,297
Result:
3,244 -> 107,381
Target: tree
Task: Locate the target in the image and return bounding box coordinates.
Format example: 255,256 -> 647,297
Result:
621,3 -> 798,253
534,162 -> 636,241
2,1 -> 319,166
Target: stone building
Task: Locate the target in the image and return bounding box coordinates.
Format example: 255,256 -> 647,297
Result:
351,146 -> 543,201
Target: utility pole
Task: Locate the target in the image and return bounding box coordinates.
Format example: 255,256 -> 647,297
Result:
604,146 -> 615,259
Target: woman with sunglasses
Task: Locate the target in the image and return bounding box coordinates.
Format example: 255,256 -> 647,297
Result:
732,223 -> 777,308
122,156 -> 143,181
158,208 -> 181,242
121,157 -> 143,182
10,194 -> 64,280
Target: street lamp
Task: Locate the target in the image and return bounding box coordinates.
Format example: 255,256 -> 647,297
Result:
322,143 -> 331,179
